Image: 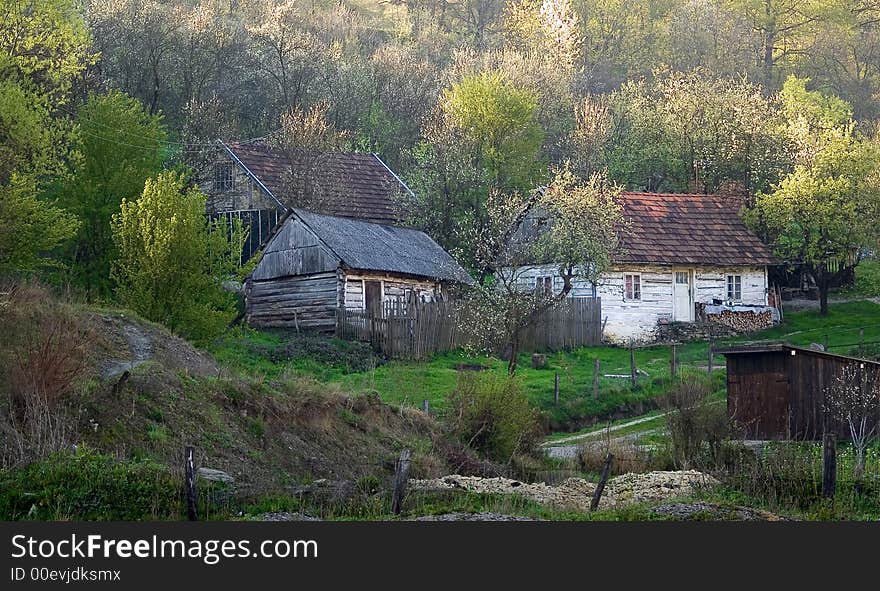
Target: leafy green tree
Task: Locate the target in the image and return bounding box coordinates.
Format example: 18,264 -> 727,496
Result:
749,77 -> 880,315
57,91 -> 167,297
0,177 -> 79,275
591,69 -> 788,194
111,171 -> 244,342
406,71 -> 545,272
0,0 -> 93,275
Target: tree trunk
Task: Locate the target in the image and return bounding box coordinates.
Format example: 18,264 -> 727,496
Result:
854,447 -> 865,496
763,0 -> 776,87
507,330 -> 520,376
818,274 -> 830,316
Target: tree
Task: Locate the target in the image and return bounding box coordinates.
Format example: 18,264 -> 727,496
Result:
0,177 -> 79,276
268,101 -> 353,214
57,91 -> 167,297
466,165 -> 622,374
594,69 -> 789,194
823,363 -> 880,494
111,171 -> 244,342
748,77 -> 880,314
406,71 -> 546,271
0,0 -> 94,276
729,0 -> 831,87
245,0 -> 320,115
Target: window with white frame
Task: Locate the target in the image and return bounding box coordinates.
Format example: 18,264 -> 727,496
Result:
727,275 -> 742,302
535,276 -> 553,297
624,273 -> 641,300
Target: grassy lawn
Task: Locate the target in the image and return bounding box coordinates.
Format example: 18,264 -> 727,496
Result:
210,300 -> 880,427
835,258 -> 880,299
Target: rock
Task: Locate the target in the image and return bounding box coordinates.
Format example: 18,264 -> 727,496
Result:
414,513 -> 544,521
410,470 -> 719,511
197,468 -> 234,484
651,502 -> 790,521
531,353 -> 548,369
258,511 -> 322,521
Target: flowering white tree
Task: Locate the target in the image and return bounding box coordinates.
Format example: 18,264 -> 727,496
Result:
464,165 -> 622,374
823,364 -> 880,492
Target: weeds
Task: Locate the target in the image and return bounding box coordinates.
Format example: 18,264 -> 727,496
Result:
446,373 -> 542,463
0,281 -> 92,467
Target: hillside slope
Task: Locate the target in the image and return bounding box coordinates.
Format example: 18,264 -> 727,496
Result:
0,285 -> 489,515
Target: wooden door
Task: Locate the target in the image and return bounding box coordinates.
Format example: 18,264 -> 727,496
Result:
673,269 -> 693,322
364,281 -> 382,317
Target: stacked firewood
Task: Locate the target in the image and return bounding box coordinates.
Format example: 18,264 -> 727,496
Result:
708,310 -> 774,332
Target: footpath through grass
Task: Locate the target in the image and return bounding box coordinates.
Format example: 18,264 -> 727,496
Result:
210,300 -> 880,428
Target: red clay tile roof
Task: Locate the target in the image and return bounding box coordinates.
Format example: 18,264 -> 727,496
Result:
615,192 -> 777,266
224,141 -> 407,225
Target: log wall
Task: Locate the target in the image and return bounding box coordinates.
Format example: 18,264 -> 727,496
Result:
245,272 -> 340,331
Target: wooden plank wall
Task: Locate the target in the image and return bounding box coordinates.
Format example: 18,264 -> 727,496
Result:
726,349 -> 880,440
787,352 -> 880,440
336,297 -> 602,360
246,272 -> 339,330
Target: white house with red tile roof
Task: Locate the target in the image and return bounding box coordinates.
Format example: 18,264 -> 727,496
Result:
513,192 -> 779,342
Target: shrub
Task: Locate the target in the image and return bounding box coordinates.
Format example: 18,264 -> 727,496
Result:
446,373 -> 542,462
0,281 -> 90,466
661,375 -> 733,470
720,442 -> 820,509
578,429 -> 667,475
0,447 -> 182,520
110,171 -> 243,343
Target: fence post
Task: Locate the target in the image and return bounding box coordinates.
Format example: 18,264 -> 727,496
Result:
859,328 -> 865,356
185,446 -> 198,521
707,336 -> 714,374
593,357 -> 600,400
554,372 -> 560,406
629,341 -> 638,389
590,453 -> 614,511
670,343 -> 677,379
421,399 -> 429,414
822,432 -> 837,500
391,449 -> 412,515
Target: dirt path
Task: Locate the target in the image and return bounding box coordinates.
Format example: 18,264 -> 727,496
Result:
102,322 -> 153,379
543,413 -> 667,447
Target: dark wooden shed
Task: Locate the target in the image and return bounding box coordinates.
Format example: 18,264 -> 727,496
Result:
717,344 -> 880,440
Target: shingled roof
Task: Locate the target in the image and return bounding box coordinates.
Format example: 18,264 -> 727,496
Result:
615,192 -> 777,266
294,209 -> 474,284
222,141 -> 409,225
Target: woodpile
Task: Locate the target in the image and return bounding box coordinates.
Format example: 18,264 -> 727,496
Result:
707,310 -> 774,332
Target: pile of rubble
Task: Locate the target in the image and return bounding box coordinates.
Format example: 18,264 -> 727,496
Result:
409,471 -> 718,511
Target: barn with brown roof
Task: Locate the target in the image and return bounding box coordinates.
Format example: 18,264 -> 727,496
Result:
198,140 -> 413,261
513,192 -> 779,342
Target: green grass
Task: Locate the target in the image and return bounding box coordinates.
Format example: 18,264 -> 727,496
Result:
210,301 -> 880,427
544,410 -> 668,443
836,258 -> 880,299
732,299 -> 880,354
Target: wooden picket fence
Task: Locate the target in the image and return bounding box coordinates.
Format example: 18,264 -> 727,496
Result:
336,297 -> 602,360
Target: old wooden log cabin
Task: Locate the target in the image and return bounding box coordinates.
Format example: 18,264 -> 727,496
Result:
244,209 -> 474,330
